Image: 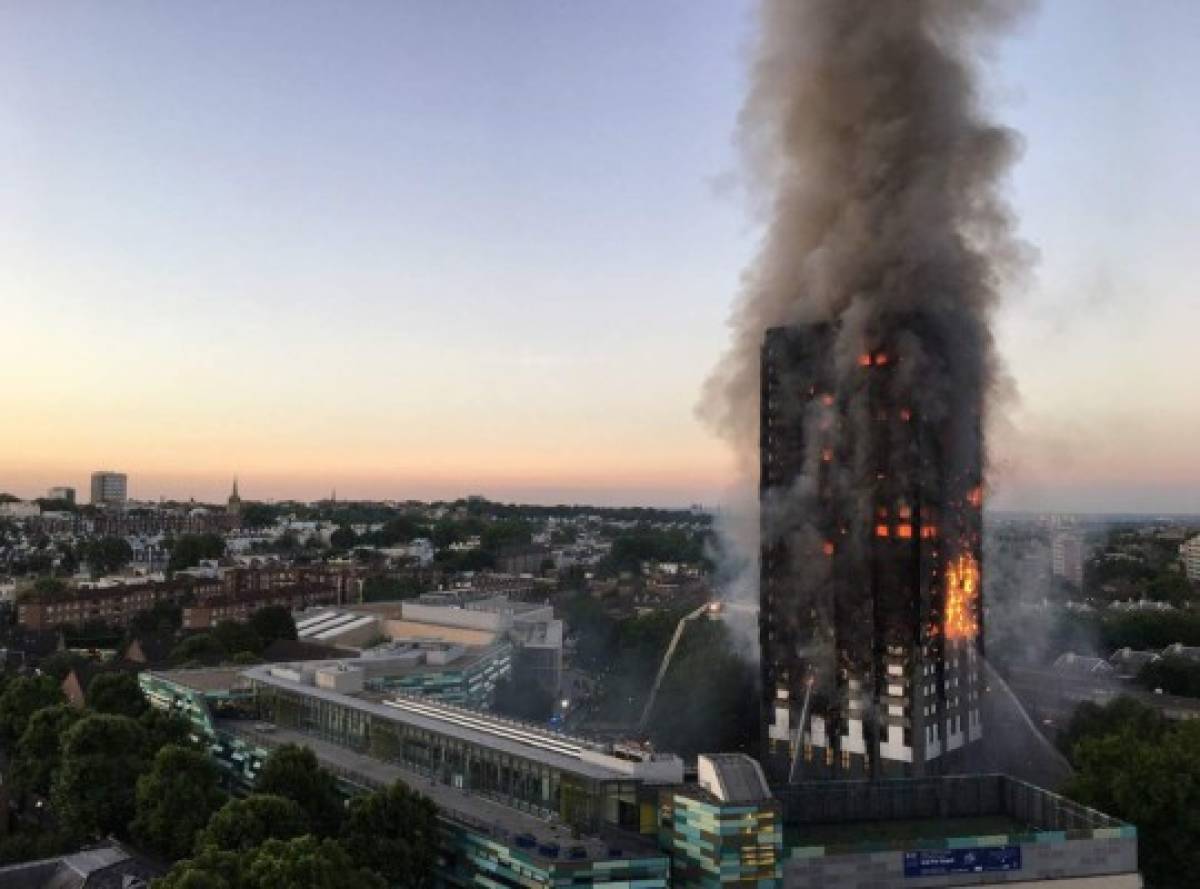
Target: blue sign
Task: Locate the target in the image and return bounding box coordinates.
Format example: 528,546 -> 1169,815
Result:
903,846 -> 1022,878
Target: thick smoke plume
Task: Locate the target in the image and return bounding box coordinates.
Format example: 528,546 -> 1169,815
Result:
702,0 -> 1031,465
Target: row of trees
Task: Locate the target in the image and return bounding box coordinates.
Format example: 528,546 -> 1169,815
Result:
0,666 -> 439,886
1059,697 -> 1200,889
0,669 -> 190,862
157,744 -> 439,888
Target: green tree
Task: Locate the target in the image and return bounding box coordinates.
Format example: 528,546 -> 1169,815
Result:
1137,656 -> 1200,697
52,714 -> 148,838
1065,719 -> 1200,889
493,677 -> 555,722
197,794 -> 309,854
646,620 -> 758,757
9,704 -> 83,799
170,633 -> 228,667
169,533 -> 226,572
36,650 -> 90,682
340,781 -> 438,888
82,536 -> 134,575
369,516 -> 423,546
249,606 -> 297,647
361,574 -> 425,603
139,707 -> 196,755
255,744 -> 345,837
239,502 -> 279,529
211,621 -> 263,657
242,836 -> 385,889
159,837 -> 385,889
29,576 -> 71,602
127,599 -> 183,636
132,745 -> 227,861
0,675 -> 64,747
154,847 -> 242,889
480,519 -> 532,553
1057,696 -> 1165,764
329,525 -> 357,550
86,670 -> 149,717
56,543 -> 80,575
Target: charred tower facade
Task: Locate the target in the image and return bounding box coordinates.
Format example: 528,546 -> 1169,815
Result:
760,324 -> 985,782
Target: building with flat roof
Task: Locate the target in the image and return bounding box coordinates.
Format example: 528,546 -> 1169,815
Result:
89,471 -> 127,507
139,663 -> 676,887
46,486 -> 76,505
138,665 -> 1140,888
760,326 -> 985,782
776,775 -> 1139,889
320,595 -> 564,700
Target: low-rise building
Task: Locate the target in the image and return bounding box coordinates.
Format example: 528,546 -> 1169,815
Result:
138,663 -> 1141,889
139,664 -> 679,887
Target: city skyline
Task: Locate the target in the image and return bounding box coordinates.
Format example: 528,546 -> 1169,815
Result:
4,1 -> 1200,512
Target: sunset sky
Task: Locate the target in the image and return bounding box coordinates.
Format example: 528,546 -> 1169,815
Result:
3,1 -> 1198,512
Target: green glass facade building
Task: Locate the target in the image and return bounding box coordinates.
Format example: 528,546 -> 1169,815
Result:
140,666 -> 674,888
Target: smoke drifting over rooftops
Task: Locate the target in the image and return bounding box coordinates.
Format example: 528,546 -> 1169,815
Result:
702,0 -> 1033,465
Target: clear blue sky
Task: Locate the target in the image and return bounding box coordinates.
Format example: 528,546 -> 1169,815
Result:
2,1 -> 1197,512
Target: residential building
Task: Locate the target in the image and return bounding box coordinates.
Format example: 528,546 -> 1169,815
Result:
90,471 -> 128,507
46,486 -> 76,505
17,566 -> 351,631
181,584 -> 340,630
760,325 -> 984,781
0,840 -> 162,887
1160,642 -> 1200,663
1051,652 -> 1116,678
1182,534 -> 1200,583
1109,647 -> 1160,679
1051,531 -> 1085,588
0,500 -> 40,519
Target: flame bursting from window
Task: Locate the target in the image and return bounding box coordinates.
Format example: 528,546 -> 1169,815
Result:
944,553 -> 980,641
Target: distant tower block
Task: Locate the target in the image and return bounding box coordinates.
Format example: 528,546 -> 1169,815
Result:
90,471 -> 128,507
759,325 -> 985,782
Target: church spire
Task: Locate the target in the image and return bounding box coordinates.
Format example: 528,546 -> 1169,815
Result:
227,476 -> 242,517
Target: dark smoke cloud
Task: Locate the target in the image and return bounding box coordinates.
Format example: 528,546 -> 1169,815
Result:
701,0 -> 1033,463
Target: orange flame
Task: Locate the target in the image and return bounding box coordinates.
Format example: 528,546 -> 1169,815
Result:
858,353 -> 873,367
968,486 -> 984,509
944,553 -> 980,641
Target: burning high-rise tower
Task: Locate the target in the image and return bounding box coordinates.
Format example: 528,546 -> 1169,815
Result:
699,1 -> 1029,782
760,323 -> 985,781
